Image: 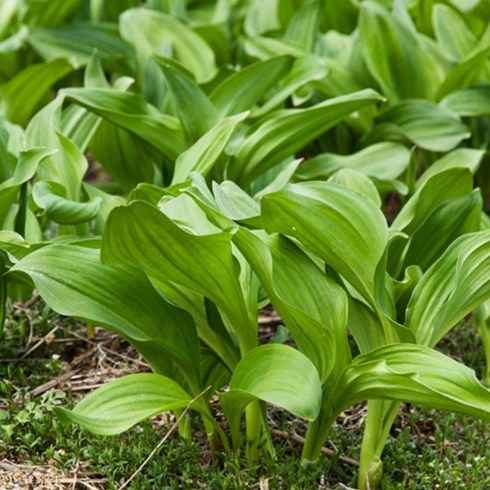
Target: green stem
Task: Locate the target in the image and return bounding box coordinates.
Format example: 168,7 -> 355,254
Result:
477,317 -> 490,386
301,410 -> 337,463
246,400 -> 262,463
358,400 -> 401,490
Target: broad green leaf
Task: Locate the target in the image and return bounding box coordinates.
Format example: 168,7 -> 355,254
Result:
55,373 -> 192,435
120,8 -> 216,82
23,0 -> 79,28
359,1 -> 439,101
0,59 -> 73,126
10,245 -> 201,384
447,0 -> 481,12
61,105 -> 101,152
62,88 -> 187,160
416,148 -> 485,188
401,190 -> 482,271
328,169 -> 382,207
212,181 -> 260,223
376,99 -> 470,152
32,181 -> 102,225
244,0 -> 284,37
254,159 -> 302,198
39,131 -> 87,200
332,344 -> 490,422
0,0 -> 18,39
261,181 -> 388,305
210,56 -> 294,118
83,184 -> 126,235
440,85 -> 490,116
102,201 -> 256,353
252,55 -> 328,117
230,89 -> 384,185
348,298 -> 386,354
90,0 -> 140,22
406,230 -> 490,346
172,113 -> 247,184
0,231 -> 30,259
0,148 -> 56,225
233,228 -> 350,382
220,344 -> 322,446
296,142 -> 410,183
89,123 -> 157,193
284,0 -> 322,53
155,58 -> 218,141
436,46 -> 490,101
28,23 -> 131,71
433,4 -> 477,62
392,168 -> 473,233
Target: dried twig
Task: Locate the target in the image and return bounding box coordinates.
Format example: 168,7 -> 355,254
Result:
19,325 -> 59,360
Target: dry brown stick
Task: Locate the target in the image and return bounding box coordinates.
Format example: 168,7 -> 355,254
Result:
19,325 -> 59,360
270,429 -> 359,467
71,459 -> 80,490
117,387 -> 211,490
29,370 -> 77,397
58,325 -> 148,368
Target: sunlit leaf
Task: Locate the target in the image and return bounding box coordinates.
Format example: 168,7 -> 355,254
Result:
54,373 -> 193,435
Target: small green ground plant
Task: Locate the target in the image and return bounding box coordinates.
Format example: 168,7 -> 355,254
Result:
1,310 -> 489,489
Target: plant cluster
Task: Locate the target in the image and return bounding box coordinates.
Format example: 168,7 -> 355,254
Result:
1,0 -> 490,488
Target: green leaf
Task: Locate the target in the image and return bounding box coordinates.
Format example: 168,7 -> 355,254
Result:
440,85 -> 490,116
28,23 -> 131,71
392,168 -> 473,233
211,181 -> 261,224
154,57 -> 218,141
417,148 -> 485,188
61,88 -> 187,160
296,142 -> 410,183
0,148 -> 56,226
0,59 -> 73,126
230,89 -> 384,185
433,3 -> 477,62
261,181 -> 388,305
376,99 -> 470,152
233,228 -> 350,382
102,201 -> 256,353
220,344 -> 322,445
10,245 -> 201,385
210,56 -> 294,118
54,373 -> 192,435
359,1 -> 440,101
284,0 -> 322,53
172,113 -> 247,184
401,190 -> 482,271
406,230 -> 490,346
89,121 -> 157,193
252,55 -> 328,117
32,181 -> 102,225
436,46 -> 490,101
120,8 -> 216,82
332,344 -> 490,422
328,169 -> 382,207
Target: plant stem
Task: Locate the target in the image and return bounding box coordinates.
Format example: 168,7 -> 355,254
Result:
301,410 -> 336,463
477,316 -> 490,386
358,400 -> 400,490
245,400 -> 262,463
